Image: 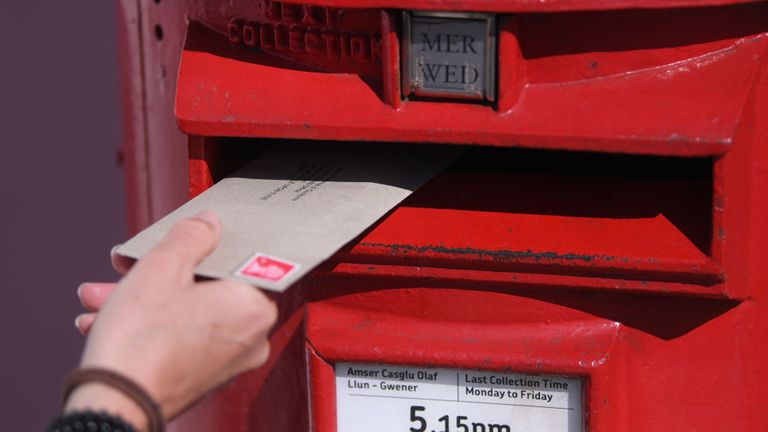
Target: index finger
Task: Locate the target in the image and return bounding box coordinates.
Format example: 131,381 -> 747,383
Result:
111,245 -> 136,274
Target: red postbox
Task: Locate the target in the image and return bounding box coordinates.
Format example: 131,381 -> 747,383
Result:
118,0 -> 768,430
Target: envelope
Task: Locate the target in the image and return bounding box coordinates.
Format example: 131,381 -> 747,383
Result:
116,142 -> 459,292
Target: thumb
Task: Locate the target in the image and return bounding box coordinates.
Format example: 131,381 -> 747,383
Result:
142,210 -> 222,276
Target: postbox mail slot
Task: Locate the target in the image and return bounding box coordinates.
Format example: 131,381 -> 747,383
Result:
193,139 -> 721,295
338,147 -> 719,287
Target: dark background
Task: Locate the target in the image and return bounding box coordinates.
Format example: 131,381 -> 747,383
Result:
0,1 -> 126,427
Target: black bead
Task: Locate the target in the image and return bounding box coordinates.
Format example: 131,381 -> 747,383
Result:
45,411 -> 136,432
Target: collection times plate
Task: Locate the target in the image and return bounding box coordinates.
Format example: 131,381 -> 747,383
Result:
336,363 -> 583,432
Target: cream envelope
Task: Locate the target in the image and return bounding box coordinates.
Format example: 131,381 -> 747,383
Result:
116,141 -> 459,292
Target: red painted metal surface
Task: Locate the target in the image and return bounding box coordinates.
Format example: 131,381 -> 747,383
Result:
175,5 -> 768,156
118,0 -> 191,232
118,0 -> 768,431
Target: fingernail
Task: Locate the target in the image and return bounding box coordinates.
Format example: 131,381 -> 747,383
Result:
74,315 -> 82,330
77,283 -> 87,299
110,244 -> 122,256
194,210 -> 220,227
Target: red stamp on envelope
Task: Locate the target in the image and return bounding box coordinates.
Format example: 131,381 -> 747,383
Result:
236,253 -> 299,284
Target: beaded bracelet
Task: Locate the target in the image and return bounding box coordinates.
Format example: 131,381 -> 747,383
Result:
45,410 -> 136,432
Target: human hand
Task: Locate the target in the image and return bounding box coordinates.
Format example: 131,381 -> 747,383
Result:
67,211 -> 278,430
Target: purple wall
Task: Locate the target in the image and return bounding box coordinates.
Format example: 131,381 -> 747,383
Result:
0,1 -> 125,427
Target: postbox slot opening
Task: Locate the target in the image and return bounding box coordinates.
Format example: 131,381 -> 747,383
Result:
194,139 -> 718,284
388,146 -> 718,283
407,147 -> 714,256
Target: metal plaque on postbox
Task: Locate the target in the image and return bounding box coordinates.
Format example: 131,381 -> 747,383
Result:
403,11 -> 496,101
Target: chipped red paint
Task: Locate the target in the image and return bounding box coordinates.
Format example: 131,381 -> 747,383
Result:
118,0 -> 768,431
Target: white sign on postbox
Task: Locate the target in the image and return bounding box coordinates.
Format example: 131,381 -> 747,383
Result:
336,363 -> 583,432
403,11 -> 496,101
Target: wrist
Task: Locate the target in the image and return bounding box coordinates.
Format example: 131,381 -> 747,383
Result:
64,383 -> 149,432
